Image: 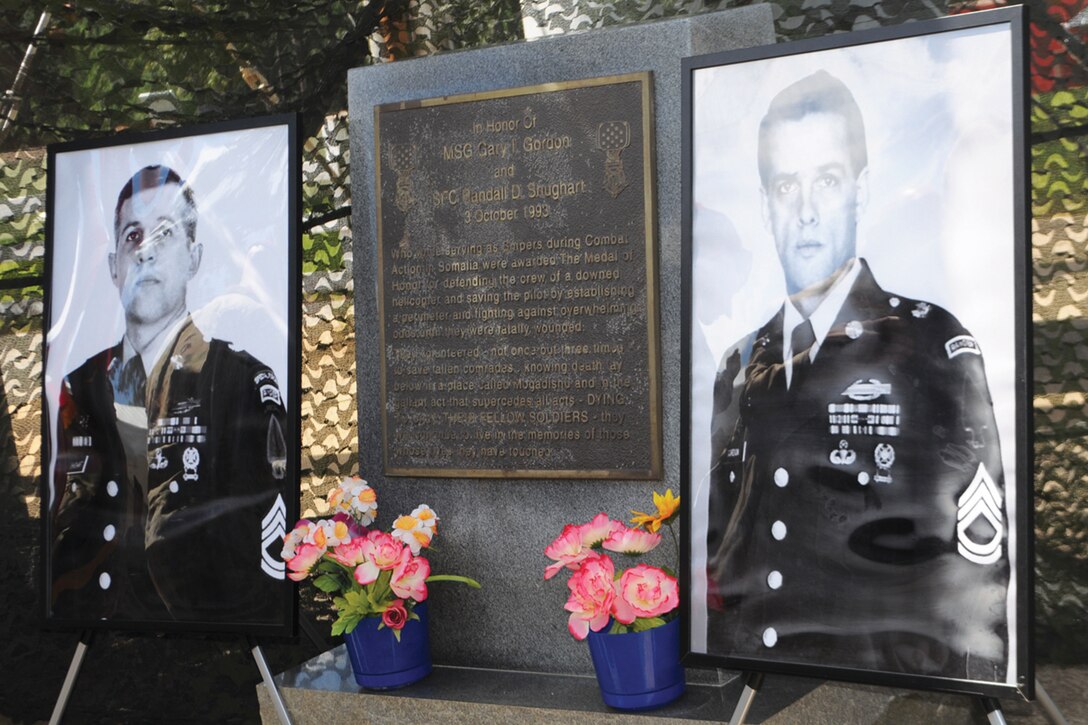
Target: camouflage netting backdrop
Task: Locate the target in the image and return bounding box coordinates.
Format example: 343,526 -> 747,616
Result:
0,0 -> 1085,722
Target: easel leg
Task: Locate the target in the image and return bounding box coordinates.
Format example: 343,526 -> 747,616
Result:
980,696 -> 1008,725
729,671 -> 765,725
251,642 -> 294,725
1035,677 -> 1070,725
49,631 -> 93,725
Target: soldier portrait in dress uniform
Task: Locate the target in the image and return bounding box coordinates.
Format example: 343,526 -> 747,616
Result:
45,121 -> 298,630
686,19 -> 1025,691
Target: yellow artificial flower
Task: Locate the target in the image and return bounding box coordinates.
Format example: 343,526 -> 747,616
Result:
630,488 -> 681,533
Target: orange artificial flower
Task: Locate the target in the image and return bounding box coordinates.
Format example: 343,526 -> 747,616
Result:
630,488 -> 680,533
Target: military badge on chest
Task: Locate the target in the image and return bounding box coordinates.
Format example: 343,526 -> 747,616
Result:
827,379 -> 901,437
182,446 -> 200,482
873,442 -> 895,484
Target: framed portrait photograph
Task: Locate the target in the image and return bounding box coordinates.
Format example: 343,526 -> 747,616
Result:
42,115 -> 300,635
681,8 -> 1030,697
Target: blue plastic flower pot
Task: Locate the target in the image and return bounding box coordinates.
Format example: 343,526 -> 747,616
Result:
585,617 -> 685,710
343,601 -> 432,689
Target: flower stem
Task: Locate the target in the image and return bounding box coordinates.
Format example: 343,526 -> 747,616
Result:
425,574 -> 481,588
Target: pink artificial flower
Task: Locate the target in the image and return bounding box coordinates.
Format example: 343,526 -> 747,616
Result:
281,519 -> 314,560
353,560 -> 380,586
616,564 -> 679,619
286,543 -> 324,582
382,599 -> 409,631
361,530 -> 404,571
390,547 -> 431,602
602,526 -> 661,555
332,511 -> 367,539
330,537 -> 366,568
579,512 -> 623,548
564,555 -> 620,640
544,524 -> 596,580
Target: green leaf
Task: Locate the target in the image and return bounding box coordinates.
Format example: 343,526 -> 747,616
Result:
316,560 -> 341,574
608,621 -> 629,635
631,617 -> 665,633
341,614 -> 364,635
312,574 -> 342,593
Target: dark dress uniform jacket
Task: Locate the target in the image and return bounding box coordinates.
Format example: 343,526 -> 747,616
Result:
50,317 -> 288,625
705,260 -> 1010,682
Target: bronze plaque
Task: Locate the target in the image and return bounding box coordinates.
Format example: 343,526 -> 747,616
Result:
375,73 -> 660,478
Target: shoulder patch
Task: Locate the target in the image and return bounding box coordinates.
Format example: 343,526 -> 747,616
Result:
259,384 -> 282,406
945,335 -> 981,359
254,370 -> 278,387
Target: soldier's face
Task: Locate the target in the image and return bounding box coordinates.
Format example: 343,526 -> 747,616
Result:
761,111 -> 867,295
109,183 -> 201,326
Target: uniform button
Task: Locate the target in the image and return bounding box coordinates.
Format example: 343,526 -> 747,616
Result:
98,572 -> 111,590
169,481 -> 179,493
70,482 -> 78,493
773,468 -> 788,487
857,472 -> 870,486
771,521 -> 787,540
729,471 -> 736,483
103,525 -> 116,542
767,570 -> 783,589
106,480 -> 119,497
889,297 -> 900,308
762,627 -> 778,647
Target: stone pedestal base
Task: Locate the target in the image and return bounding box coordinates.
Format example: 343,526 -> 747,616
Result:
256,645 -> 1009,724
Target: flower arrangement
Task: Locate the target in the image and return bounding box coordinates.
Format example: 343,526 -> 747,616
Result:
282,476 -> 479,638
544,488 -> 681,640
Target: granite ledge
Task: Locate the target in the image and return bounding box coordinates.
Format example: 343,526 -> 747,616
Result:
253,644 -> 1051,724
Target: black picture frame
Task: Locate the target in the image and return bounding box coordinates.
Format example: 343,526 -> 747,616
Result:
41,114 -> 301,636
680,8 -> 1031,698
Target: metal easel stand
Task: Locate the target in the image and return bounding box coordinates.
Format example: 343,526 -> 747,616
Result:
1034,677 -> 1070,725
728,671 -> 764,725
980,696 -> 1008,725
49,631 -> 93,725
250,638 -> 295,725
48,631 -> 294,725
981,677 -> 1073,725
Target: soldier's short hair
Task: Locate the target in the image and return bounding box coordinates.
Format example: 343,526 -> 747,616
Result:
757,70 -> 868,189
113,165 -> 197,246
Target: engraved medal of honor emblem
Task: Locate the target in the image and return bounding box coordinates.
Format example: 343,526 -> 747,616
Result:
596,121 -> 630,198
389,143 -> 417,213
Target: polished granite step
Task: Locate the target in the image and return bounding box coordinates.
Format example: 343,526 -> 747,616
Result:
256,644 -> 1028,724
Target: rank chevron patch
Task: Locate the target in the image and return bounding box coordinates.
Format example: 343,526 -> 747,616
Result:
956,463 -> 1004,565
261,493 -> 287,579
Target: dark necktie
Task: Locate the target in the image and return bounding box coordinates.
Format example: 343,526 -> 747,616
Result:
790,318 -> 816,360
118,355 -> 147,407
